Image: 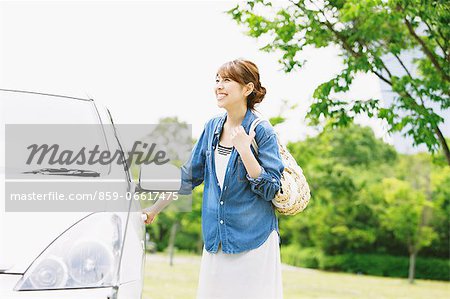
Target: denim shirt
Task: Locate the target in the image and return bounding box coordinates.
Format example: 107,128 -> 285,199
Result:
179,108 -> 284,254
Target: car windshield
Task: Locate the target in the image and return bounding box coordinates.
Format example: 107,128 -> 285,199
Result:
0,91 -> 110,177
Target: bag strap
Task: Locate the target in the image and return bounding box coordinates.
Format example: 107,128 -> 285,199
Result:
249,118 -> 265,153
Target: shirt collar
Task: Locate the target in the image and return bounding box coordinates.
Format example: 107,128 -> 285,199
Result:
214,108 -> 255,137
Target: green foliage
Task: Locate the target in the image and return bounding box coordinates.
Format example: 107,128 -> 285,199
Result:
147,186 -> 203,253
281,246 -> 450,281
288,122 -> 397,169
422,164 -> 450,257
228,0 -> 450,163
268,115 -> 286,126
378,178 -> 437,253
283,123 -> 449,261
175,186 -> 203,253
144,116 -> 202,252
280,245 -> 323,269
284,124 -> 397,254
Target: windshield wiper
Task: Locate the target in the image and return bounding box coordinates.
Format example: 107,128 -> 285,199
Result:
23,168 -> 100,177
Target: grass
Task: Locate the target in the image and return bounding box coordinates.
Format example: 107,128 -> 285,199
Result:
143,252 -> 450,299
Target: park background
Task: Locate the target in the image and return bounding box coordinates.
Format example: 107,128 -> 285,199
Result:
1,0 -> 449,298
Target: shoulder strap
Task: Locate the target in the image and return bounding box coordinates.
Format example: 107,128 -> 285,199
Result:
249,118 -> 265,153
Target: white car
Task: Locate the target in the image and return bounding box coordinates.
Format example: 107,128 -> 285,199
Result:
0,89 -> 168,299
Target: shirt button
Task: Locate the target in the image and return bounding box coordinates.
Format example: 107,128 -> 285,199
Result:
220,201 -> 224,205
220,220 -> 224,224
224,186 -> 227,191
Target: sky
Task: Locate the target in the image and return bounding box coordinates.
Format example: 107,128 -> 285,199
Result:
1,0 -> 448,152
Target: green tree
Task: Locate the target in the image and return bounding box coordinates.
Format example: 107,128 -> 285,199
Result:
396,153 -> 450,259
426,165 -> 450,258
378,177 -> 437,283
283,123 -> 396,254
141,116 -> 196,262
228,0 -> 450,164
278,122 -> 449,279
176,186 -> 204,254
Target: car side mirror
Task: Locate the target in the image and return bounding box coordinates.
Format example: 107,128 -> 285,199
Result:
137,163 -> 181,192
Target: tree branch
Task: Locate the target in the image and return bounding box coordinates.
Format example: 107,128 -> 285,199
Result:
392,52 -> 428,102
434,126 -> 450,165
372,70 -> 392,86
393,53 -> 414,80
436,26 -> 450,61
404,17 -> 450,83
422,20 -> 448,61
285,0 -> 450,165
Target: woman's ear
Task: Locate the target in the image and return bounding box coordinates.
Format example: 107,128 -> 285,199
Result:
244,82 -> 254,97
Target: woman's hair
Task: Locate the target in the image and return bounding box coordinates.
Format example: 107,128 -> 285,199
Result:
216,59 -> 267,110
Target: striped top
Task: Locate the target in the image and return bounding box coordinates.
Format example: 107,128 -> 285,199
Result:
214,144 -> 232,190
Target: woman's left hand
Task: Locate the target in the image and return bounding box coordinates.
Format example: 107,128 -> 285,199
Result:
142,207 -> 158,224
231,125 -> 256,154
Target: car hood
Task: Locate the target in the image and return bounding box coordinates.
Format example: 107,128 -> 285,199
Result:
0,167 -> 132,274
0,211 -> 93,274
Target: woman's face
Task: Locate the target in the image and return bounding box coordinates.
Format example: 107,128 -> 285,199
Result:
214,74 -> 248,110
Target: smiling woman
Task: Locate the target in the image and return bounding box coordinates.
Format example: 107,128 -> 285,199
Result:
144,59 -> 285,299
215,59 -> 267,111
195,60 -> 283,299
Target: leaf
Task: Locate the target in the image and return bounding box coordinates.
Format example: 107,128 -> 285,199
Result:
269,116 -> 286,126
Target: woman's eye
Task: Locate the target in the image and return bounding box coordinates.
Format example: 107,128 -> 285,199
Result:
215,77 -> 231,83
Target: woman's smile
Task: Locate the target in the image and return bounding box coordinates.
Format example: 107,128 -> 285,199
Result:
216,92 -> 227,100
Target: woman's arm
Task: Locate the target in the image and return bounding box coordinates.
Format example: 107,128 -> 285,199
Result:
245,133 -> 283,201
238,145 -> 262,179
178,124 -> 208,195
232,125 -> 284,201
232,125 -> 261,176
143,123 -> 208,223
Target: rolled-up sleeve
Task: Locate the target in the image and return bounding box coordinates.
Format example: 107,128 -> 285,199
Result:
246,133 -> 284,201
178,125 -> 207,195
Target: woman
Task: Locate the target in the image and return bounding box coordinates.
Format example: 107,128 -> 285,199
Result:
144,59 -> 284,299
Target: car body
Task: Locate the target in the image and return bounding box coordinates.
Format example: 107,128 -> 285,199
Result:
0,89 -> 146,299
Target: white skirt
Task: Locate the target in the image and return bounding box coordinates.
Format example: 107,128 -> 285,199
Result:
196,230 -> 283,299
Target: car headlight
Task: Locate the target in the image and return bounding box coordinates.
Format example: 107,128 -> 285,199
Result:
15,212 -> 125,290
28,256 -> 68,289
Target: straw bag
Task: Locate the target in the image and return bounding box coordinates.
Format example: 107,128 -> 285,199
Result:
249,118 -> 310,215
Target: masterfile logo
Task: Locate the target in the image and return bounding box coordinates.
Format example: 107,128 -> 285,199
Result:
4,124 -> 193,212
